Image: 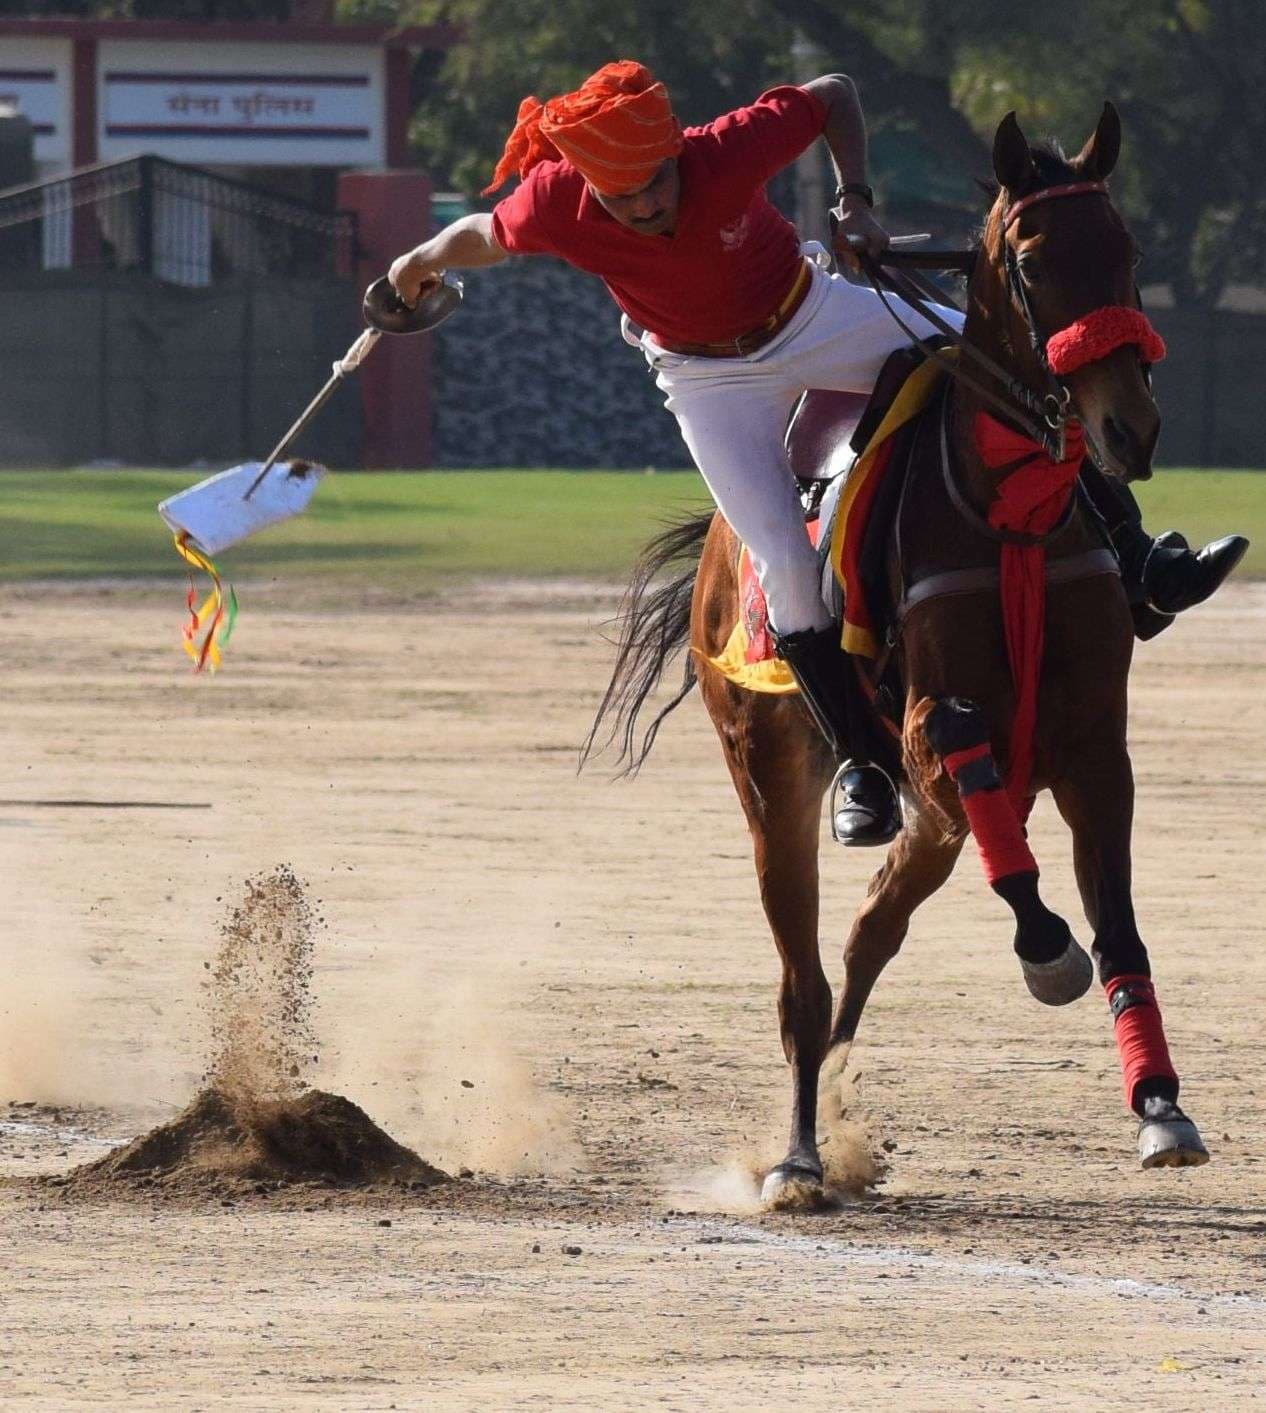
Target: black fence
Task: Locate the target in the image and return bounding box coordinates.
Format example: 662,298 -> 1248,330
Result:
1148,307 -> 1266,468
0,155 -> 356,286
0,271 -> 361,466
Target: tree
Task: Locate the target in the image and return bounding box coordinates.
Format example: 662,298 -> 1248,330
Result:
759,0 -> 1266,308
998,0 -> 1266,310
20,0 -> 1261,306
337,0 -> 796,197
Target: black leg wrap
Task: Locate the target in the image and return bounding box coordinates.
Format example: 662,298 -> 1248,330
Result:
992,872 -> 1072,965
924,696 -> 989,758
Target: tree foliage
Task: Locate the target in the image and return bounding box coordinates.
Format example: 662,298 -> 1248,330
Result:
337,0 -> 797,197
367,0 -> 1260,308
765,0 -> 1266,308
15,0 -> 1261,305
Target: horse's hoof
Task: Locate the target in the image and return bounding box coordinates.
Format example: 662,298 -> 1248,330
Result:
1021,935 -> 1093,1006
1139,1106 -> 1210,1170
760,1161 -> 826,1211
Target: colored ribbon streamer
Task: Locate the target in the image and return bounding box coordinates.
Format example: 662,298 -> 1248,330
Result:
173,533 -> 238,673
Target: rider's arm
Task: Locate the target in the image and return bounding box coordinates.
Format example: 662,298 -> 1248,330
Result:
800,73 -> 888,263
801,74 -> 868,192
389,214 -> 508,304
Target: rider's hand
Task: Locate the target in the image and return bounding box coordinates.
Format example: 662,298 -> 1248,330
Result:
387,251 -> 441,308
833,199 -> 890,272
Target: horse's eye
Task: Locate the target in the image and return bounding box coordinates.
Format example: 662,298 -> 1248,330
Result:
1018,258 -> 1041,284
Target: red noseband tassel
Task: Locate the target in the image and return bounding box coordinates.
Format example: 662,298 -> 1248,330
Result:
1046,306 -> 1167,375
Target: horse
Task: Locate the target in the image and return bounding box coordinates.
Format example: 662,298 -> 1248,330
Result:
586,102 -> 1211,1206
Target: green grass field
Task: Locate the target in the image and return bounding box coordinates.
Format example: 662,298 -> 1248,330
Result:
0,466 -> 1260,586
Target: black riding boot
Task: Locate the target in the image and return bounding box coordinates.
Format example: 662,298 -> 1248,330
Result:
773,625 -> 902,847
1079,463 -> 1249,640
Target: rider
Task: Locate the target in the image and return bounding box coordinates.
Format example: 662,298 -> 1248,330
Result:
389,60 -> 1246,845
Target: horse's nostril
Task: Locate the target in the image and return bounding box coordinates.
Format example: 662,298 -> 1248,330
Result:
1104,414 -> 1133,455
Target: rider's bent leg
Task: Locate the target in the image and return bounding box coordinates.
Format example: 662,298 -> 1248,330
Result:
644,264 -> 967,846
771,625 -> 902,847
653,370 -> 899,845
1079,462 -> 1249,639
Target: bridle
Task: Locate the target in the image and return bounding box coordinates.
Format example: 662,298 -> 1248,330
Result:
839,179 -> 1116,461
1002,181 -> 1113,432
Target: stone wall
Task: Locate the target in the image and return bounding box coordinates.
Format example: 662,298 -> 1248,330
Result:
431,256 -> 688,469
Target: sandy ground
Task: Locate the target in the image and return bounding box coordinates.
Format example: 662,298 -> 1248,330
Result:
1,578 -> 1265,1410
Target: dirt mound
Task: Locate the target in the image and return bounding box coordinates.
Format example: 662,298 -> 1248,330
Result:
60,1087 -> 445,1198
54,866 -> 447,1200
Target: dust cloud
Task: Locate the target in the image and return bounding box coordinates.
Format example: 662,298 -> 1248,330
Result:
2,861 -> 578,1182
664,1041 -> 880,1212
325,972 -> 582,1179
59,865 -> 447,1196
0,935 -> 197,1112
203,864 -> 319,1102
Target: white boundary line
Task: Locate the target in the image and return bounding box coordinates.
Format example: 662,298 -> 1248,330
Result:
687,1217 -> 1266,1314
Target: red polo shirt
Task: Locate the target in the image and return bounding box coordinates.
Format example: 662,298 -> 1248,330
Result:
490,85 -> 828,345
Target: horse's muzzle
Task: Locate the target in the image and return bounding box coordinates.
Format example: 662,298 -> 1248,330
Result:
1099,408 -> 1160,482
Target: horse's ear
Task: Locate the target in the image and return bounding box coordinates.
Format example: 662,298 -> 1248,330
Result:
992,110 -> 1035,192
1077,101 -> 1121,180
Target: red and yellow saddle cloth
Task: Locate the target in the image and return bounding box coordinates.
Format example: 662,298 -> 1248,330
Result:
703,356 -> 947,693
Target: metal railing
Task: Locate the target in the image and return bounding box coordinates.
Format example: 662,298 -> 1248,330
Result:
0,154 -> 356,285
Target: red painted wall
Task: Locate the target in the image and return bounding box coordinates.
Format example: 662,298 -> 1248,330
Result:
337,170 -> 432,468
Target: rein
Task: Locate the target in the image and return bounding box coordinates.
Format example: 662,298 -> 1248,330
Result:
845,242 -> 1072,460
837,178 -> 1132,462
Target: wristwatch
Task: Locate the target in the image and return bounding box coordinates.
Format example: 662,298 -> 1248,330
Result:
835,182 -> 875,208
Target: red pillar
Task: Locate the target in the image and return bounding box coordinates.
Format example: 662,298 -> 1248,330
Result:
384,47 -> 412,169
71,36 -> 98,264
337,170 -> 433,468
71,36 -> 97,167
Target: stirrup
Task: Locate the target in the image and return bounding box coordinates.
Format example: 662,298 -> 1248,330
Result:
829,762 -> 902,847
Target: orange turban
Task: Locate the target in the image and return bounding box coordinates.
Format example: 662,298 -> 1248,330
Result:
483,60 -> 683,197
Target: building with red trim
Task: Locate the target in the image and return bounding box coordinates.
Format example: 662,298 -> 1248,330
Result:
0,13 -> 458,467
0,14 -> 457,182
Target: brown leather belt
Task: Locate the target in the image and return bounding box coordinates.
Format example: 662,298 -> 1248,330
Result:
651,258 -> 813,359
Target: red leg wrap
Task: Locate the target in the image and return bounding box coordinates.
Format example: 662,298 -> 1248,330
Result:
1106,975 -> 1178,1111
943,745 -> 1038,886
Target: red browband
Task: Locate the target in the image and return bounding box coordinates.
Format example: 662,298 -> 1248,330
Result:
1046,305 -> 1167,375
1003,180 -> 1108,229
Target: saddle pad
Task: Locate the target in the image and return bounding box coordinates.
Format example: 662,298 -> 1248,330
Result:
829,356 -> 948,655
704,520 -> 822,694
702,355 -> 951,694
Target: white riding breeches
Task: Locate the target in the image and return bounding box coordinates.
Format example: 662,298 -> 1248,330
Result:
633,258 -> 964,635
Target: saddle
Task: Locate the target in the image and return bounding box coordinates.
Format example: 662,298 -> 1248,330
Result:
787,342 -> 935,484
707,344 -> 939,703
792,342 -> 945,642
711,342 -> 1120,772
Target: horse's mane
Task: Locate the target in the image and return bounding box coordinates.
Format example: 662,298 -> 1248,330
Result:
1029,139 -> 1078,182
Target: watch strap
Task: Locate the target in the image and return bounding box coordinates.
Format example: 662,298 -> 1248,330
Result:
836,181 -> 875,208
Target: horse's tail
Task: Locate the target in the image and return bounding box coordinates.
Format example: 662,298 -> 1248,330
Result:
581,510 -> 715,776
